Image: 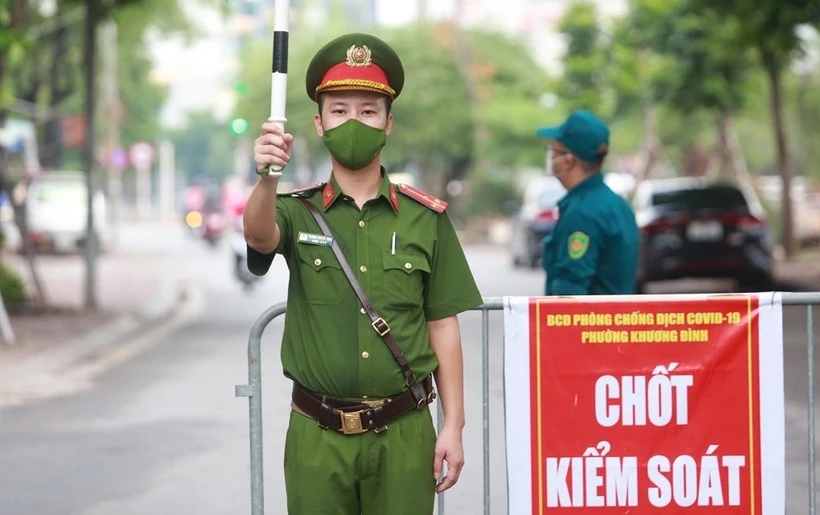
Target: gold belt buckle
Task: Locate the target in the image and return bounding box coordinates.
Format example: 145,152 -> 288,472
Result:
341,411 -> 367,435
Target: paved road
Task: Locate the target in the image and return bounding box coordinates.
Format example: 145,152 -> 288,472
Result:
0,230 -> 817,514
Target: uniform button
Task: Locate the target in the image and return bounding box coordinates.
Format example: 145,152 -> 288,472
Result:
360,308 -> 366,315
358,221 -> 365,228
360,265 -> 367,273
361,351 -> 370,359
314,258 -> 322,266
404,262 -> 412,269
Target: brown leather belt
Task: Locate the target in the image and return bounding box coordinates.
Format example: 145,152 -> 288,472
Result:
292,375 -> 436,435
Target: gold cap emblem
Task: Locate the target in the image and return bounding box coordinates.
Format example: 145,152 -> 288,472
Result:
346,45 -> 372,67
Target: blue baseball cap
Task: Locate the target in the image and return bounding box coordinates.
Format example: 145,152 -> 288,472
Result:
536,110 -> 610,163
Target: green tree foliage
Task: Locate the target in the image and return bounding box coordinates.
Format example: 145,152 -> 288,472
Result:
234,21 -> 549,194
691,0 -> 820,256
377,23 -> 473,192
466,28 -> 551,170
4,0 -> 220,170
645,4 -> 752,114
165,109 -> 234,182
558,2 -> 611,117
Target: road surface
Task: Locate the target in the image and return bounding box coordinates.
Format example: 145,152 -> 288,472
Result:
0,225 -> 817,514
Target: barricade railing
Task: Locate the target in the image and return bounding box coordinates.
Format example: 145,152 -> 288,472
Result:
236,293 -> 817,515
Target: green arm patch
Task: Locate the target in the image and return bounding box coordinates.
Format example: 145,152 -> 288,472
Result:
567,231 -> 590,260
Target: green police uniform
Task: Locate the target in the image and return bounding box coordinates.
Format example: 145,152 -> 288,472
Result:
247,33 -> 483,515
536,111 -> 639,295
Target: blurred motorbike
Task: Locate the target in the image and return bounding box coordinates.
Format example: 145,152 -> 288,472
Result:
185,209 -> 226,247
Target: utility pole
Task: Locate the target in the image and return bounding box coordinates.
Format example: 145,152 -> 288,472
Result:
102,19 -> 121,249
82,0 -> 99,310
158,140 -> 176,219
453,0 -> 488,174
417,0 -> 427,21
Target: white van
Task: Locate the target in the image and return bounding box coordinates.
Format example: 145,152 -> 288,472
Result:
25,172 -> 107,253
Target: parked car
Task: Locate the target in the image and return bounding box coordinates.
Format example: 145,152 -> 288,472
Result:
25,172 -> 107,253
632,177 -> 774,292
510,176 -> 566,268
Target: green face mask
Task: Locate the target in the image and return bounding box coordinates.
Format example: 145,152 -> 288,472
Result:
322,118 -> 387,171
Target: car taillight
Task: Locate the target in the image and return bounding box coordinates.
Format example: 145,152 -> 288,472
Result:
719,212 -> 765,230
737,215 -> 766,232
642,220 -> 670,233
536,209 -> 559,222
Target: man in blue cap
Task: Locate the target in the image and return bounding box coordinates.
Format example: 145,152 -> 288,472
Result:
535,110 -> 639,295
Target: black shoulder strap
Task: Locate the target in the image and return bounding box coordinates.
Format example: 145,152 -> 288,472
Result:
297,199 -> 425,395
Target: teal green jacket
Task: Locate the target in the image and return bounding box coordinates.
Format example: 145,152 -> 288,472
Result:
542,173 -> 639,295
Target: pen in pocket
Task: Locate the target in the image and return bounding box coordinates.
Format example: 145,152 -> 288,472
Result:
391,232 -> 396,255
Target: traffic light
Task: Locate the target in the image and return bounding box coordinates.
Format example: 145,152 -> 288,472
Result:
229,117 -> 249,136
235,80 -> 248,97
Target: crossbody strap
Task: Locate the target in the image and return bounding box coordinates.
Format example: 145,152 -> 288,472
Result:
297,198 -> 421,390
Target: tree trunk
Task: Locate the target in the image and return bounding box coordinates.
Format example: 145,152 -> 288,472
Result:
766,60 -> 796,257
715,110 -> 733,181
630,47 -> 665,198
724,113 -> 762,199
42,20 -> 71,169
682,146 -> 710,177
637,103 -> 661,181
418,162 -> 446,199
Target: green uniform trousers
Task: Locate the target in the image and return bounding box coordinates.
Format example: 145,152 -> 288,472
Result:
284,407 -> 437,515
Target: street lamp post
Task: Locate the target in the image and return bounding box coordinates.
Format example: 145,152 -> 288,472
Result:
82,0 -> 99,311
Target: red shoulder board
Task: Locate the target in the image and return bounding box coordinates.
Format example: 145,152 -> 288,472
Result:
396,183 -> 448,213
277,181 -> 326,198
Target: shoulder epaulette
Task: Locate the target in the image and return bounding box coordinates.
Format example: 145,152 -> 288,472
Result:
395,183 -> 448,213
277,181 -> 326,198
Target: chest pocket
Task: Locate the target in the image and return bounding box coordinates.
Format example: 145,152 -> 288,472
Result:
382,252 -> 431,309
294,244 -> 345,305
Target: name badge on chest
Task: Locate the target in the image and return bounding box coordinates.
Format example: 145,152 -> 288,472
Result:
298,231 -> 334,247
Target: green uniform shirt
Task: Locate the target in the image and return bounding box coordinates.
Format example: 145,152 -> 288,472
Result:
542,172 -> 639,295
248,170 -> 483,399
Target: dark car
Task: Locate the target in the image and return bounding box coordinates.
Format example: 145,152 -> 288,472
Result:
632,177 -> 775,292
510,177 -> 566,268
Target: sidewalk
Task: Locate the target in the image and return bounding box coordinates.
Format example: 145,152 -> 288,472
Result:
0,228 -> 203,407
774,252 -> 820,291
0,245 -> 183,369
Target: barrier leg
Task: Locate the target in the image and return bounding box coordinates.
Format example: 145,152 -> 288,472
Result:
482,308 -> 490,515
809,306 -> 816,515
236,303 -> 288,515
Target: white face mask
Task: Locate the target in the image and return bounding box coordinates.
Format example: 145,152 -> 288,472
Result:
546,148 -> 570,177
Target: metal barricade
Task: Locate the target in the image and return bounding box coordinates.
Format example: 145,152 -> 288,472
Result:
236,294 -> 816,515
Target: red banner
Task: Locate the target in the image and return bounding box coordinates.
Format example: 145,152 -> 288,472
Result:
503,294 -> 784,514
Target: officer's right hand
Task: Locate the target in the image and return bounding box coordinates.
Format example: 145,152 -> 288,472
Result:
254,122 -> 294,174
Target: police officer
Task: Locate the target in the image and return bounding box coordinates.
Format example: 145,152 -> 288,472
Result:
535,110 -> 639,295
242,33 -> 483,515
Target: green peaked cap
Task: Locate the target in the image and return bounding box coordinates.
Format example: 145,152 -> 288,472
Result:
305,32 -> 405,102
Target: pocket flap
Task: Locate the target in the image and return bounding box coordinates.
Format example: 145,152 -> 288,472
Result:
296,245 -> 341,271
382,252 -> 431,274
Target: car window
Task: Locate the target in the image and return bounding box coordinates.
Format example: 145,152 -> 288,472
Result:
650,186 -> 749,211
33,180 -> 87,205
